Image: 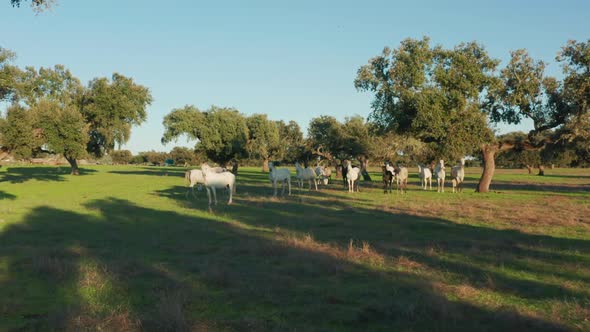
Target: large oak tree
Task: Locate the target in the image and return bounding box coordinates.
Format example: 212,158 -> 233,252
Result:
356,37 -> 590,192
355,37 -> 496,191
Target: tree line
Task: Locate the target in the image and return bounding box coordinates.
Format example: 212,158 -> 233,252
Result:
2,36 -> 589,192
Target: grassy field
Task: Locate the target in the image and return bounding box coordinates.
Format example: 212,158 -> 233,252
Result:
0,164 -> 589,331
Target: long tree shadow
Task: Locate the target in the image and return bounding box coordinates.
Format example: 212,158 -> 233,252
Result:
0,197 -> 575,331
0,167 -> 97,184
108,166 -> 187,177
157,182 -> 590,312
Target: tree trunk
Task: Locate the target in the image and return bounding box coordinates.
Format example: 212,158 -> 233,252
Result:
262,158 -> 270,173
476,144 -> 498,193
526,165 -> 533,174
538,165 -> 545,176
231,159 -> 239,176
65,156 -> 80,175
357,155 -> 372,181
336,165 -> 342,179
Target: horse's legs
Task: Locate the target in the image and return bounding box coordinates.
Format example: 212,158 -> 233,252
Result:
212,187 -> 218,205
287,178 -> 291,196
206,187 -> 212,206
228,184 -> 233,204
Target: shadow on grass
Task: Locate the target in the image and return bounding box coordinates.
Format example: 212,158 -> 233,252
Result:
0,167 -> 97,184
108,166 -> 186,178
0,190 -> 16,200
0,197 -> 577,331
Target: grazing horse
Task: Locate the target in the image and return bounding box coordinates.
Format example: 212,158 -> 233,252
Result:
434,159 -> 446,193
201,164 -> 236,205
382,165 -> 394,193
269,162 -> 292,196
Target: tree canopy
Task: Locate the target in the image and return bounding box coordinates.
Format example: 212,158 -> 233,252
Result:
0,49 -> 151,174
356,37 -> 590,191
162,105 -> 249,165
355,37 -> 497,163
83,73 -> 152,156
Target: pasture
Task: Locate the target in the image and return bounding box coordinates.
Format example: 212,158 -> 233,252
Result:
0,165 -> 589,331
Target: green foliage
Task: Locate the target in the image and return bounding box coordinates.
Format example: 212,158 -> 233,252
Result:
130,154 -> 147,165
169,146 -> 201,166
355,37 -> 497,160
245,114 -> 280,161
368,132 -> 426,165
110,150 -> 133,164
162,105 -> 248,165
0,54 -> 148,173
15,65 -> 83,107
36,99 -> 88,161
0,104 -> 40,159
83,73 -> 152,156
307,115 -> 372,161
141,151 -> 169,166
0,47 -> 18,102
276,120 -> 304,163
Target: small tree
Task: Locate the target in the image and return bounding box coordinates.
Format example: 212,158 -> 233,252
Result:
169,146 -> 200,166
143,151 -> 169,166
276,120 -> 304,164
110,150 -> 133,164
83,73 -> 152,157
162,105 -> 249,166
246,114 -> 280,172
307,115 -> 374,180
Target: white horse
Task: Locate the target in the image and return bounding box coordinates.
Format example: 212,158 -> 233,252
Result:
451,158 -> 466,193
185,169 -> 204,199
269,162 -> 291,196
201,164 -> 236,205
295,162 -> 318,191
434,159 -> 446,193
395,165 -> 408,194
346,161 -> 361,193
418,164 -> 432,190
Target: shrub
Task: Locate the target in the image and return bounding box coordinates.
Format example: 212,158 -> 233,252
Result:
110,150 -> 133,164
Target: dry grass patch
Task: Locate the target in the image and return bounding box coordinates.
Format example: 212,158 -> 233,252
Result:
279,232 -> 386,267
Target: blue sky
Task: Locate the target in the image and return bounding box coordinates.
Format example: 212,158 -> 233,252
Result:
1,0 -> 589,153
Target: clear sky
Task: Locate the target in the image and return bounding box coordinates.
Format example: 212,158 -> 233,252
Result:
1,0 -> 589,153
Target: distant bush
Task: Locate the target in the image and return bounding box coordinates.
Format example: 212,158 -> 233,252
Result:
141,151 -> 169,166
110,150 -> 133,164
130,154 -> 147,165
97,154 -> 113,165
169,147 -> 198,166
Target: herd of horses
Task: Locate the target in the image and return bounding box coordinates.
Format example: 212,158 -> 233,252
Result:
185,158 -> 467,206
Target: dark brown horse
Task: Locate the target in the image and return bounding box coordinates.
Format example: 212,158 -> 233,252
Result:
382,165 -> 394,193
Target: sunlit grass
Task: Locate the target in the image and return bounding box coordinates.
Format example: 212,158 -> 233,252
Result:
0,164 -> 589,331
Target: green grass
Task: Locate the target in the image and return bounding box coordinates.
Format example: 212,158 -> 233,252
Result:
0,164 -> 589,331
